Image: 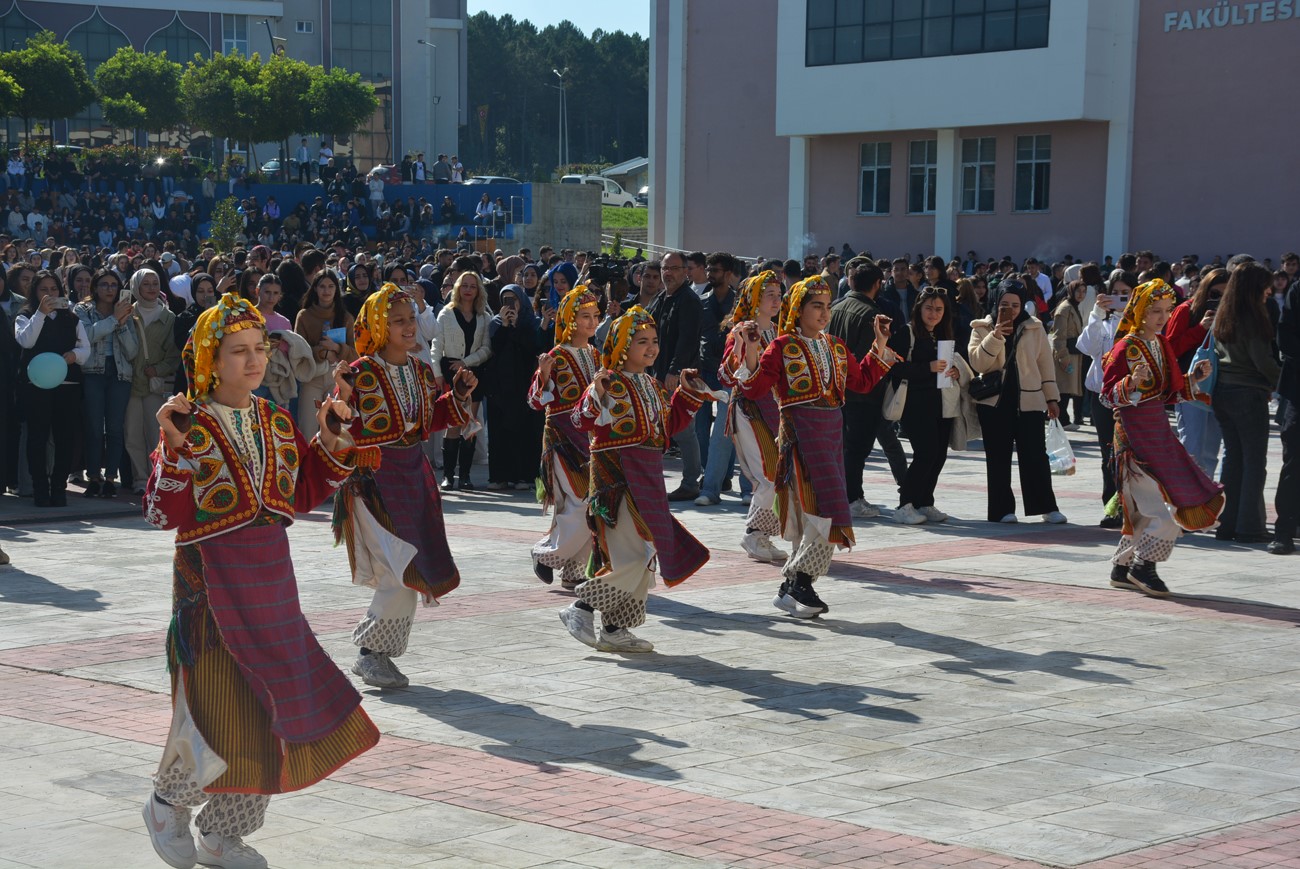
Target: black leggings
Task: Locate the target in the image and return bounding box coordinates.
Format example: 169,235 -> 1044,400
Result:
976,404 -> 1058,521
24,381 -> 81,494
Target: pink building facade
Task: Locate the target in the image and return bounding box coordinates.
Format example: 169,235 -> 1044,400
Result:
649,0 -> 1300,264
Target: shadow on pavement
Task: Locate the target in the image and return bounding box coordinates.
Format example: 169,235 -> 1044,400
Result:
376,685 -> 688,781
831,621 -> 1163,685
827,563 -> 1016,602
0,568 -> 107,611
649,596 -> 819,641
598,653 -> 923,723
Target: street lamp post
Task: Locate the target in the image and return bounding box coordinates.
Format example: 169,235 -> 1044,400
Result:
417,39 -> 437,162
551,68 -> 569,172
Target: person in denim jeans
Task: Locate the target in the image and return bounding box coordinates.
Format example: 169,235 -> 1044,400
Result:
695,253 -> 742,506
74,269 -> 137,498
1211,263 -> 1282,544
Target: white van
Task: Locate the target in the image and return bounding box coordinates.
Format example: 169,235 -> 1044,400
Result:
560,174 -> 637,208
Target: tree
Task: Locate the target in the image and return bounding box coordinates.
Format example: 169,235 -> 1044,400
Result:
257,54 -> 314,146
180,51 -> 263,162
0,69 -> 23,123
306,67 -> 378,141
95,47 -> 184,147
207,196 -> 244,252
0,31 -> 95,142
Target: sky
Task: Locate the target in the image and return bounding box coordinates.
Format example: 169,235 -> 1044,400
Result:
467,0 -> 649,37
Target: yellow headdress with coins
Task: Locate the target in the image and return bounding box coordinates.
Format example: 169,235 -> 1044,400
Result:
354,282 -> 413,357
729,270 -> 782,327
1105,278 -> 1178,365
183,292 -> 266,399
601,305 -> 656,370
556,283 -> 600,346
779,276 -> 833,336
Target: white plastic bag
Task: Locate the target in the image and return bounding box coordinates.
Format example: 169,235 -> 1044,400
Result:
1046,418 -> 1076,476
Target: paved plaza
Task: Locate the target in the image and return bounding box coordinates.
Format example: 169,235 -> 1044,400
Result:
1,425 -> 1298,869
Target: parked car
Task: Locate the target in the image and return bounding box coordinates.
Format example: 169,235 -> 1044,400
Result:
368,164 -> 402,185
560,174 -> 636,207
636,185 -> 648,207
464,175 -> 522,185
259,158 -> 300,178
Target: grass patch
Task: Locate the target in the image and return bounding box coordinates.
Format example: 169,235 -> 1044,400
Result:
602,205 -> 647,229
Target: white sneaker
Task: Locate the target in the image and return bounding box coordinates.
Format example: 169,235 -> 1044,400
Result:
741,531 -> 785,564
196,832 -> 267,869
597,627 -> 654,652
1042,511 -> 1068,524
377,653 -> 409,688
999,513 -> 1019,524
352,653 -> 404,689
694,493 -> 720,506
1064,423 -> 1082,431
893,504 -> 928,525
143,794 -> 196,869
559,604 -> 598,648
850,499 -> 880,518
919,506 -> 949,523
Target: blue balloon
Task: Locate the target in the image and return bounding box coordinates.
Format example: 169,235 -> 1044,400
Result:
27,352 -> 68,390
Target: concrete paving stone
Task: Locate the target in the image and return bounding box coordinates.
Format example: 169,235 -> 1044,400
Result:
950,818 -> 1146,865
1045,801 -> 1223,840
835,799 -> 1018,841
1074,777 -> 1300,824
1153,761 -> 1300,797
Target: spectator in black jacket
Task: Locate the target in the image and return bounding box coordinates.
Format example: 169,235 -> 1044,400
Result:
828,262 -> 893,518
1272,271 -> 1300,554
647,251 -> 704,499
696,252 -> 742,505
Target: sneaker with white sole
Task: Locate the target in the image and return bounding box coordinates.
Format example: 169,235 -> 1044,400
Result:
559,604 -> 598,648
694,493 -> 721,506
919,506 -> 949,522
786,575 -> 828,618
849,498 -> 880,518
352,653 -> 404,689
893,504 -> 928,525
143,794 -> 196,869
1042,511 -> 1068,524
999,513 -> 1019,524
377,653 -> 409,688
742,531 -> 785,563
772,579 -> 796,614
196,832 -> 267,869
597,627 -> 654,652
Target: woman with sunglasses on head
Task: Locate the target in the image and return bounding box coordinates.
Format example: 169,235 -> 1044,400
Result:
294,270 -> 357,439
968,276 -> 1067,524
75,269 -> 136,498
887,286 -> 971,525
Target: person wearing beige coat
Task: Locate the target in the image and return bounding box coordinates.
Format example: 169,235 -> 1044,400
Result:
968,278 -> 1066,524
1051,283 -> 1086,427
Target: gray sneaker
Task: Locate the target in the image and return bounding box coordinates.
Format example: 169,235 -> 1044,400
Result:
376,653 -> 410,688
597,627 -> 654,653
144,794 -> 196,869
352,653 -> 404,689
559,604 -> 599,647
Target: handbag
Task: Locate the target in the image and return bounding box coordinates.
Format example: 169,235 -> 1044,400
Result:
968,369 -> 1003,401
882,339 -> 911,422
1184,331 -> 1218,411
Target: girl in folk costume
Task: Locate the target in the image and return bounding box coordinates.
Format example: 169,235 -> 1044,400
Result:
559,306 -> 714,652
734,277 -> 896,618
1101,279 -> 1224,598
718,270 -> 787,564
528,284 -> 602,589
143,293 -> 378,869
333,284 -> 478,689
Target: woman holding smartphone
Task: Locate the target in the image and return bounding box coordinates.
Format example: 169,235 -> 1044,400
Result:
485,284 -> 543,490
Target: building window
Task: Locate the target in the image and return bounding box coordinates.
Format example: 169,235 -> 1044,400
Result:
806,0 -> 1050,66
65,11 -> 129,147
858,142 -> 891,215
331,0 -> 393,82
960,136 -> 995,213
296,20 -> 314,34
1014,134 -> 1050,211
146,16 -> 209,64
908,139 -> 936,215
222,15 -> 249,56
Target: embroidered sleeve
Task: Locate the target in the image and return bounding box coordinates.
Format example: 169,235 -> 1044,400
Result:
145,433 -> 198,531
736,339 -> 783,398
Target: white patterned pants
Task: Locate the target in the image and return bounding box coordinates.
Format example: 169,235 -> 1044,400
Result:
578,500 -> 656,630
782,505 -> 836,582
1113,467 -> 1181,566
532,456 -> 592,585
154,761 -> 271,837
733,413 -> 779,537
352,585 -> 417,657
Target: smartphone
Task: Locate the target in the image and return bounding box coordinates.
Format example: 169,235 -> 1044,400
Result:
1116,295 -> 1130,309
120,289 -> 134,304
997,305 -> 1015,326
52,297 -> 70,309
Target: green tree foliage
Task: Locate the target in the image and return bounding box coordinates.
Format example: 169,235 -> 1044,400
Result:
307,67 -> 379,141
207,196 -> 244,252
95,47 -> 184,143
180,52 -> 264,154
0,31 -> 96,140
0,69 -> 24,121
464,14 -> 648,179
256,54 -> 315,146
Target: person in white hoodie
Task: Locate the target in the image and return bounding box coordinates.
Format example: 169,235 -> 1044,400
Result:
1075,269 -> 1138,528
431,271 -> 492,489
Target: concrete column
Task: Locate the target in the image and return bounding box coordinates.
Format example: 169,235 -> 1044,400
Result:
1102,3 -> 1140,259
662,0 -> 688,250
934,128 -> 958,261
787,136 -> 809,260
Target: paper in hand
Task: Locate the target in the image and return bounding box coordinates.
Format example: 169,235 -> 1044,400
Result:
937,340 -> 955,388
